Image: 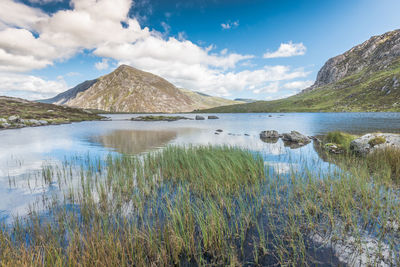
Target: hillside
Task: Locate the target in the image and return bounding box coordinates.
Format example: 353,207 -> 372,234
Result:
41,65 -> 242,113
0,96 -> 102,128
201,29 -> 400,113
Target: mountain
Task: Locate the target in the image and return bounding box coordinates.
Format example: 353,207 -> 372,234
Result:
41,65 -> 242,113
201,29 -> 400,113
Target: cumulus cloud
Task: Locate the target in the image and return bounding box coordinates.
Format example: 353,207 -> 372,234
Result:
0,72 -> 67,99
263,41 -> 307,59
282,80 -> 314,91
0,0 -> 311,98
95,58 -> 110,70
221,20 -> 239,30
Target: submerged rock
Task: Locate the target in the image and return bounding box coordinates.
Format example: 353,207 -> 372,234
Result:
195,115 -> 205,120
350,133 -> 400,156
208,115 -> 219,119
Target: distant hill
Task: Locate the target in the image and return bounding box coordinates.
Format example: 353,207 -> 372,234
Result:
201,29 -> 400,113
41,65 -> 242,113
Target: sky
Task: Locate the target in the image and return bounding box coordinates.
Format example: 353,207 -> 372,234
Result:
0,0 -> 399,101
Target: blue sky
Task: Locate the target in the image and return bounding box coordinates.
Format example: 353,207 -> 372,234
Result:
0,0 -> 400,100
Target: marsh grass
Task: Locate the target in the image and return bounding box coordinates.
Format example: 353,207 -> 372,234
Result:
324,131 -> 358,152
0,146 -> 399,266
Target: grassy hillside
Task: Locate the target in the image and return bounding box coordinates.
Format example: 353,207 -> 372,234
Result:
179,88 -> 243,110
200,59 -> 400,113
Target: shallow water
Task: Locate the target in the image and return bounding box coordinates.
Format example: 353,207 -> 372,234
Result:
1,112 -> 400,219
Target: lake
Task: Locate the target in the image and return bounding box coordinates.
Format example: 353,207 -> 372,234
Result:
1,112 -> 400,220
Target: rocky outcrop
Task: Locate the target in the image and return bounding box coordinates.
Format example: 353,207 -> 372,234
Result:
350,133 -> 400,156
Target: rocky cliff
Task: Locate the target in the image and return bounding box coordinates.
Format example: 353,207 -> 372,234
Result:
305,29 -> 400,91
42,65 -> 242,113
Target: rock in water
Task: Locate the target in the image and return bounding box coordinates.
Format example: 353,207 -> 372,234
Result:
260,130 -> 280,139
350,133 -> 400,156
208,115 -> 219,119
195,115 -> 205,120
281,131 -> 311,148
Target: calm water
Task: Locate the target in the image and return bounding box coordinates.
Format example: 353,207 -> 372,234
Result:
1,112 -> 400,220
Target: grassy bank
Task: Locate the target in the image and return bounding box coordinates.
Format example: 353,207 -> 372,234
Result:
0,96 -> 102,127
0,146 -> 398,266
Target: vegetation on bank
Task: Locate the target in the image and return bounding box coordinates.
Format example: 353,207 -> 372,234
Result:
319,131 -> 400,184
0,96 -> 102,128
0,146 -> 399,266
131,115 -> 191,121
199,60 -> 400,113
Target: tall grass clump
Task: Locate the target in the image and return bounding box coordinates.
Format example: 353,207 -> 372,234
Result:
366,147 -> 400,183
324,131 -> 358,152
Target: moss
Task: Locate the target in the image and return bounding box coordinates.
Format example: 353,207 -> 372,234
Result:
368,136 -> 386,147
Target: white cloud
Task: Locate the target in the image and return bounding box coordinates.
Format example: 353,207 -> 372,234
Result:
0,0 -> 48,30
282,80 -> 314,91
0,0 -> 311,98
221,20 -> 239,30
95,58 -> 109,70
263,41 -> 307,59
0,72 -> 68,99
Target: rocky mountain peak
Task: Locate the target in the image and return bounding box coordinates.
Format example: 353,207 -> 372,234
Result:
306,29 -> 400,91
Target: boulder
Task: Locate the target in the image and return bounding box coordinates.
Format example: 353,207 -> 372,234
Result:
0,118 -> 7,123
195,115 -> 205,120
281,131 -> 311,148
39,120 -> 49,125
0,122 -> 10,129
260,130 -> 279,139
8,115 -> 20,123
216,129 -> 223,132
350,133 -> 400,156
208,115 -> 219,119
28,119 -> 41,126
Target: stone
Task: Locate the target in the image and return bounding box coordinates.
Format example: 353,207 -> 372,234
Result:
260,130 -> 279,139
8,115 -> 20,123
28,119 -> 40,126
208,115 -> 219,119
281,131 -> 311,148
39,120 -> 49,125
195,115 -> 205,120
0,118 -> 7,123
216,129 -> 223,132
350,133 -> 400,156
0,122 -> 10,129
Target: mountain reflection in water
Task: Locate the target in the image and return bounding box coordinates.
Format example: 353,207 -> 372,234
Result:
91,129 -> 177,154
